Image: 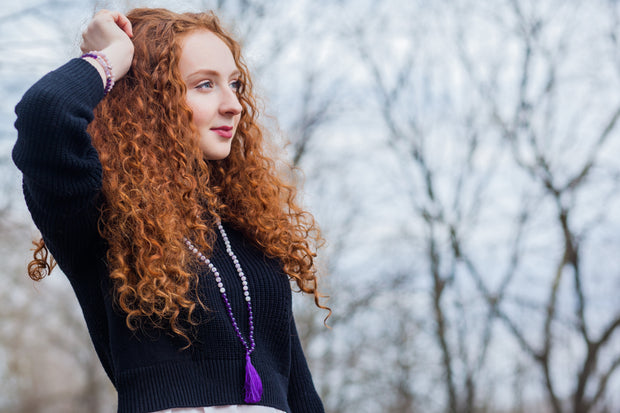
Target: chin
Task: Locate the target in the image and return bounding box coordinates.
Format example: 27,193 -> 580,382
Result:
201,148 -> 232,161
206,154 -> 230,161
199,137 -> 233,161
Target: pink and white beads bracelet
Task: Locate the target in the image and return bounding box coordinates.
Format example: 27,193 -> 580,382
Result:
81,51 -> 115,95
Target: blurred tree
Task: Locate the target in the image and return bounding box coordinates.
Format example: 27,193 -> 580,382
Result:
454,1 -> 620,412
321,0 -> 620,412
295,0 -> 620,412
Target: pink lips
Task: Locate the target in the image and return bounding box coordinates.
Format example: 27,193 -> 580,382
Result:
211,126 -> 233,138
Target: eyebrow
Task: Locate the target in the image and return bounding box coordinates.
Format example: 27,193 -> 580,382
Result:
186,68 -> 241,80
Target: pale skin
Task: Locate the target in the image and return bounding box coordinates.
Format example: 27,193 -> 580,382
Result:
80,11 -> 242,160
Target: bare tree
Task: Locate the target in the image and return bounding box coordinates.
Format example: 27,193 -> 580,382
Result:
453,1 -> 620,412
306,0 -> 620,412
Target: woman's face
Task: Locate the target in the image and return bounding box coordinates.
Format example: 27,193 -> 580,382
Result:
178,30 -> 243,160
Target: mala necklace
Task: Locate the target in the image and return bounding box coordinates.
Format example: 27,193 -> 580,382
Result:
184,221 -> 263,403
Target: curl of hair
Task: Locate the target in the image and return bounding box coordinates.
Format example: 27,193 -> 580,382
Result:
24,8 -> 329,345
27,238 -> 56,281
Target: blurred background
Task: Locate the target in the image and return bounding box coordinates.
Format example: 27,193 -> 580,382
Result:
1,0 -> 620,412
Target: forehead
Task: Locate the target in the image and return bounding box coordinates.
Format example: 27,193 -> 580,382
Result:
177,30 -> 237,77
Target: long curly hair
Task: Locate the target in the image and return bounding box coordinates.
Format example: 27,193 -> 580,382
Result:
28,8 -> 329,344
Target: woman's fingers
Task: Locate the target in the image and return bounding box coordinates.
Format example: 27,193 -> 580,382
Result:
111,11 -> 133,37
81,10 -> 132,52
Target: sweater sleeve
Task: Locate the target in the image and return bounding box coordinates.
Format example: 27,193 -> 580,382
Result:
12,58 -> 106,270
287,316 -> 325,413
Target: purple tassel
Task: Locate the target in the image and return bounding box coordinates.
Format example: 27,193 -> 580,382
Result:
244,354 -> 263,403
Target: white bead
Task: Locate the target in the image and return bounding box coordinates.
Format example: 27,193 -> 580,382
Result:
186,221 -> 256,351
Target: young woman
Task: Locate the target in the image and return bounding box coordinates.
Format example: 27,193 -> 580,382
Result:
13,8 -> 328,413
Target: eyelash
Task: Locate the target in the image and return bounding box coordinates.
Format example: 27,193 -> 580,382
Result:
196,80 -> 242,92
230,80 -> 242,92
196,80 -> 213,89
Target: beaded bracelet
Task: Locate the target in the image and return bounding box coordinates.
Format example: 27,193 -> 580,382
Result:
81,51 -> 115,95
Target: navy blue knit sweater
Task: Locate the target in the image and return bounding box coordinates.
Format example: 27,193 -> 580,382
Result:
12,59 -> 324,413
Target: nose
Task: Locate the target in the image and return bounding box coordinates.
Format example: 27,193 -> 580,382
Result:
220,87 -> 242,117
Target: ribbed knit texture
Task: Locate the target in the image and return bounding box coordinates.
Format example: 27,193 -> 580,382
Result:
13,59 -> 325,413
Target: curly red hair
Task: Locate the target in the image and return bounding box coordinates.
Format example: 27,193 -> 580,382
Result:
29,8 -> 329,344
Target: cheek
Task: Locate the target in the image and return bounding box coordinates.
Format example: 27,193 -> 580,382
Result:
187,96 -> 215,126
192,107 -> 212,125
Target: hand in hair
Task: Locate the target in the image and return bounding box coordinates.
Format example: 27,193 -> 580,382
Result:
80,10 -> 135,86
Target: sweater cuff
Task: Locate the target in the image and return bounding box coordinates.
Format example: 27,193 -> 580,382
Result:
52,58 -> 106,110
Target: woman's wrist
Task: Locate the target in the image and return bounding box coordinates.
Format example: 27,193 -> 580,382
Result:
82,56 -> 107,88
81,51 -> 115,95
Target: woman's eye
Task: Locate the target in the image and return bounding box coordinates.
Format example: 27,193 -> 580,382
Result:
230,80 -> 242,92
196,80 -> 213,89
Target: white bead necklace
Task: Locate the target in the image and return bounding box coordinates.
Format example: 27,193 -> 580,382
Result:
183,221 -> 263,403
